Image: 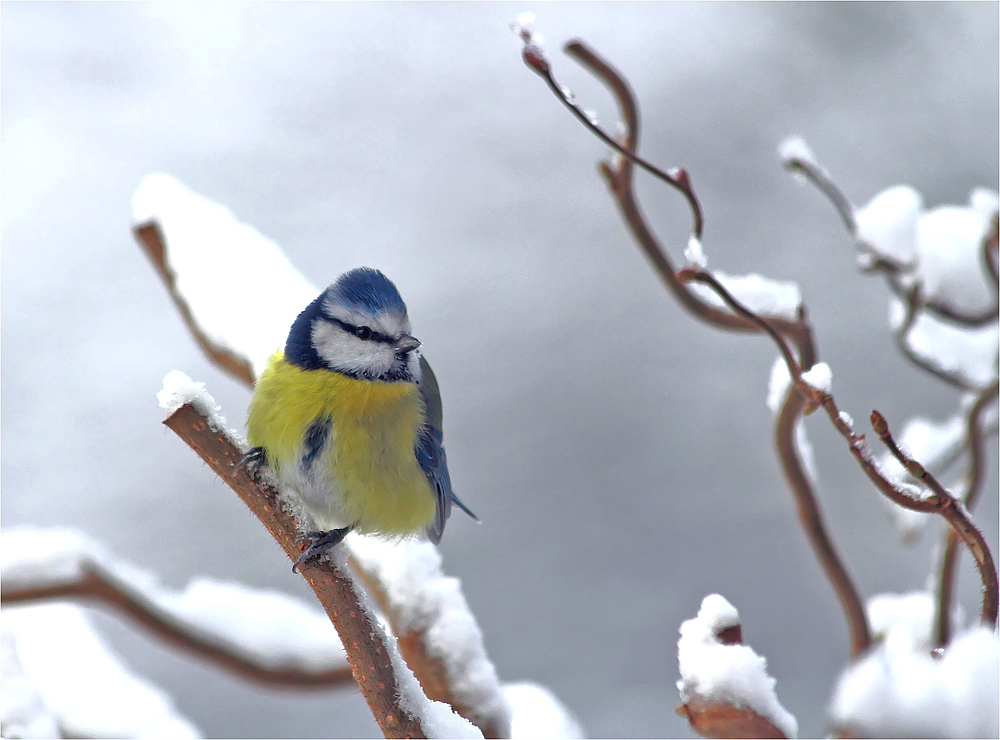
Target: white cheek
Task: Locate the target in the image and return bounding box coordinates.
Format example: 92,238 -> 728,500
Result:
312,322 -> 394,375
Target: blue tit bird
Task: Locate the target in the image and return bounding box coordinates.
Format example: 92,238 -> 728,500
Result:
244,267 -> 476,572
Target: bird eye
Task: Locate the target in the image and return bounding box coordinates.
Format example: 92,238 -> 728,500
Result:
354,326 -> 372,340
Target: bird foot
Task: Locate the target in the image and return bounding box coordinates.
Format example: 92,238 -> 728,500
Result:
291,527 -> 352,573
234,446 -> 267,475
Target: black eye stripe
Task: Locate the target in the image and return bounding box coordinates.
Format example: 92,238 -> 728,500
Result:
327,317 -> 394,344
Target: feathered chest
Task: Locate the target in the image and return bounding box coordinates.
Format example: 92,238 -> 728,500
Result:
246,352 -> 426,474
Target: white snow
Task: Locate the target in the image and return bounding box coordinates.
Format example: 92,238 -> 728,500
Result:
684,235 -> 708,269
2,604 -> 201,738
1,527 -> 349,673
777,136 -> 819,170
838,410 -> 855,429
348,535 -> 513,735
504,683 -> 585,739
677,594 -> 798,739
157,369 -> 224,418
690,270 -> 802,321
892,298 -> 1000,388
800,362 -> 832,394
1,624 -> 61,739
830,592 -> 997,738
854,185 -> 922,265
132,173 -> 316,378
874,413 -> 966,541
766,356 -> 793,416
858,186 -> 998,318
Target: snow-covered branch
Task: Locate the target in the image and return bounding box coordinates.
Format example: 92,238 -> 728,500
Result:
517,22 -> 997,738
676,594 -> 797,739
159,380 -> 481,739
1,527 -> 353,689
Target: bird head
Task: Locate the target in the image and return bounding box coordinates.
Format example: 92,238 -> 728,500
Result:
284,267 -> 422,382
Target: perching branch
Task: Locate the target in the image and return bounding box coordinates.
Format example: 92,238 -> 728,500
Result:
1,563 -> 353,690
521,36 -> 871,658
163,400 -> 426,739
133,218 -> 511,740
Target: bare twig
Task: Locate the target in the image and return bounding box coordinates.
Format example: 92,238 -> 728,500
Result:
680,265 -> 997,630
871,410 -> 998,629
163,401 -> 426,739
934,379 -> 1000,646
1,567 -> 353,690
522,36 -> 871,657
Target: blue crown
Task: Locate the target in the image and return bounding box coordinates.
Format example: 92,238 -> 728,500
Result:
327,267 -> 407,317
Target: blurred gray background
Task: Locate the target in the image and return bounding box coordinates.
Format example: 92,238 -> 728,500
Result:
3,2 -> 997,737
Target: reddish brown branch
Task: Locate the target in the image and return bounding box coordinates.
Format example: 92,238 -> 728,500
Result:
135,223 -> 254,386
525,37 -> 870,657
163,401 -> 426,739
784,152 -> 999,327
870,410 -> 998,630
677,268 -> 872,656
133,222 -> 503,737
934,379 -> 1000,645
1,568 -> 353,690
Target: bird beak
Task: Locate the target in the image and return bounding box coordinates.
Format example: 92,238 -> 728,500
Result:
394,334 -> 421,353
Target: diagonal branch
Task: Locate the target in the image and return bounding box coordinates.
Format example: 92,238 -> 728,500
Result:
870,411 -> 998,629
163,400 -> 426,739
133,219 -> 510,739
1,566 -> 353,690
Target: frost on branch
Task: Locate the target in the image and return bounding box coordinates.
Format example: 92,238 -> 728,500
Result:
829,592 -> 999,738
133,173 -> 315,379
1,526 -> 350,677
2,604 -> 200,739
677,594 -> 797,739
688,271 -> 802,323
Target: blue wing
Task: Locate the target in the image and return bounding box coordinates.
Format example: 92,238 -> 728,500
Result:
416,357 -> 476,544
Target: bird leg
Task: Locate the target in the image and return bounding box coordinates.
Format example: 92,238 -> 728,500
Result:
292,527 -> 352,573
234,446 -> 267,474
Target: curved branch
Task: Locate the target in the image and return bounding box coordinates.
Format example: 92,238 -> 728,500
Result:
871,411 -> 998,629
784,153 -> 999,327
1,568 -> 354,690
163,401 -> 426,739
524,38 -> 869,656
677,268 -> 872,656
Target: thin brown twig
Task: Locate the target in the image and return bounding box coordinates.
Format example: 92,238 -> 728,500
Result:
1,567 -> 354,690
890,288 -> 982,392
526,37 -> 870,657
934,379 -> 1000,646
163,401 -> 426,739
871,410 -> 998,629
679,265 -> 998,630
783,156 -> 999,327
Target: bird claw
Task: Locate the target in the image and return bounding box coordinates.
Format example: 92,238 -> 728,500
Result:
291,527 -> 352,573
234,447 -> 267,475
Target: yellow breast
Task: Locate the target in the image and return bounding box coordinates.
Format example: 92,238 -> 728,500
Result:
246,351 -> 436,536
